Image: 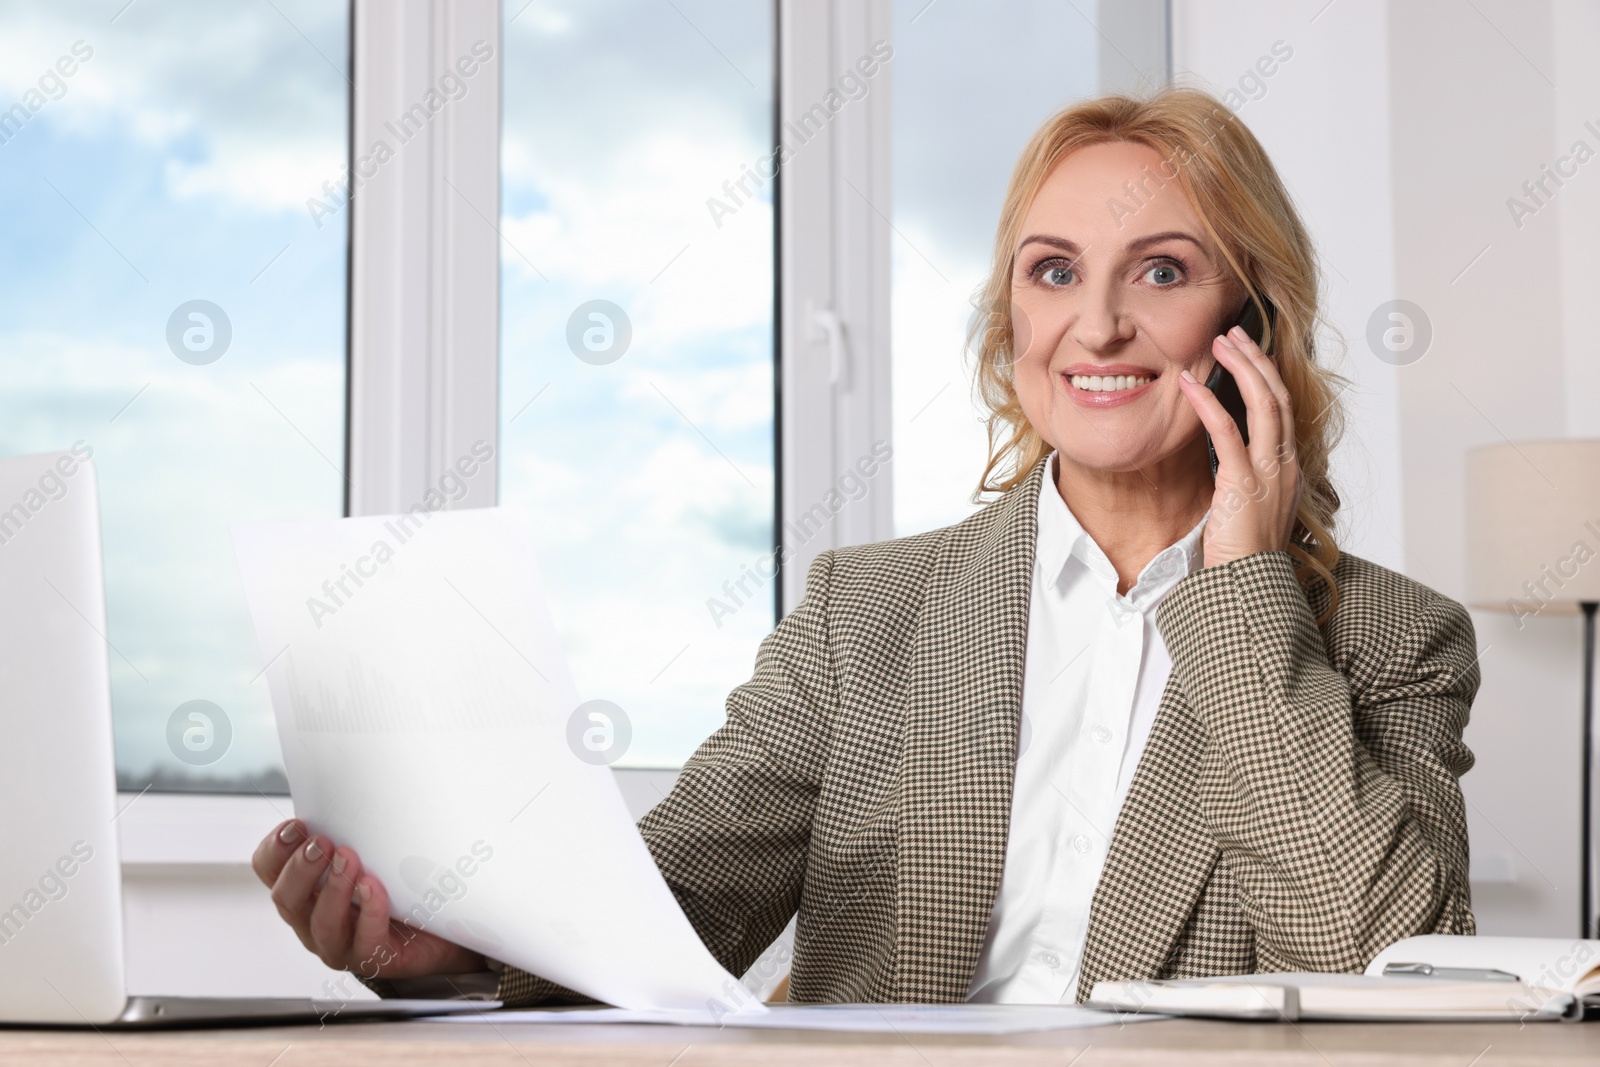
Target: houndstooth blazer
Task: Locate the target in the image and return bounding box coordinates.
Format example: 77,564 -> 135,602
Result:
489,457 -> 1479,1006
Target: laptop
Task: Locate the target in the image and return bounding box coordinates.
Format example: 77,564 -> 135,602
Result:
0,449 -> 492,1027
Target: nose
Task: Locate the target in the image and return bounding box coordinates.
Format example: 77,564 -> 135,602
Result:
1069,281 -> 1134,353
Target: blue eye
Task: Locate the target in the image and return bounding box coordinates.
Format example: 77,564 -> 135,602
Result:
1044,265 -> 1074,286
1145,263 -> 1180,285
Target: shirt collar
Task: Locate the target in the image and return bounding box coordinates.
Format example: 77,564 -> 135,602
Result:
1036,452 -> 1209,600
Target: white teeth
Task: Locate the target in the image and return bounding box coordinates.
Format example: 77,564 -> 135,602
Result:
1070,374 -> 1153,392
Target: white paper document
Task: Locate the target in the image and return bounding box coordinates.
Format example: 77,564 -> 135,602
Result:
444,1003 -> 1161,1033
231,507 -> 763,1014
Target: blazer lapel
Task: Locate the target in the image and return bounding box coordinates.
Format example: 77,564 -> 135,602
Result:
1075,671 -> 1219,999
890,461 -> 1043,1002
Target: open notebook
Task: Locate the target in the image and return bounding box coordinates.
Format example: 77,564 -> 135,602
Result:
1088,936 -> 1600,1022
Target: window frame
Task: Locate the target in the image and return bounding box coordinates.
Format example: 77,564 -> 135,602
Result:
119,0 -> 806,857
346,0 -> 500,518
775,0 -> 898,611
125,0 -> 900,859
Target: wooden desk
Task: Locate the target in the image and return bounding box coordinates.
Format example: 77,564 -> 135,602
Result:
2,1016 -> 1597,1066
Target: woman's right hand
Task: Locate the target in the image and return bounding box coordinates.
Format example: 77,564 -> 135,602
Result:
251,819 -> 487,980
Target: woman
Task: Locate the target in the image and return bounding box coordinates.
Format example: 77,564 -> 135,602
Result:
253,88 -> 1479,1006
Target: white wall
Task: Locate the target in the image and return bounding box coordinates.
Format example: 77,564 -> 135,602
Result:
1553,0 -> 1600,443
1174,0 -> 1592,938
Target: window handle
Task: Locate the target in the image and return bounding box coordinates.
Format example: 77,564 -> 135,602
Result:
808,302 -> 850,389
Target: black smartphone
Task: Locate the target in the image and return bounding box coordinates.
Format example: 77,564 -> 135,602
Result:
1204,296 -> 1275,476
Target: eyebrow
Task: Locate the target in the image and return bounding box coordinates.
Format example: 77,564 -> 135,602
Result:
1015,230 -> 1209,257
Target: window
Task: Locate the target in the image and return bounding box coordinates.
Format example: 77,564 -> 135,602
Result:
0,0 -> 350,792
499,0 -> 776,768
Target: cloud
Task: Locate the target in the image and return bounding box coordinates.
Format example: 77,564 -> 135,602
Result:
0,0 -> 348,214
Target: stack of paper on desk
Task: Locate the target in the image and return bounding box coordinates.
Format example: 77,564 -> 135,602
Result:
231,508 -> 764,1015
1089,935 -> 1600,1022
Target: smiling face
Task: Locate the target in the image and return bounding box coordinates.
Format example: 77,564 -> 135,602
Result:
1009,140 -> 1247,478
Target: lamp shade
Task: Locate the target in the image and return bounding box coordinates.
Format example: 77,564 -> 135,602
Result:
1465,440 -> 1600,616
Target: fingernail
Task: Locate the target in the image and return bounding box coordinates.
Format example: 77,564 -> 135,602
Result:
305,840 -> 323,862
1229,325 -> 1247,341
278,822 -> 302,845
1180,368 -> 1198,384
331,853 -> 347,876
357,883 -> 371,905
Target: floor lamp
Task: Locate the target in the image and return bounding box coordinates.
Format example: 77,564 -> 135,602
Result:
1466,440 -> 1600,940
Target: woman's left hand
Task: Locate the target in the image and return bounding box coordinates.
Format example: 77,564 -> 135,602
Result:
1177,324 -> 1304,568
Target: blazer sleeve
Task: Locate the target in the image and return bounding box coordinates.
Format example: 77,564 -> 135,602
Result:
1153,549 -> 1479,974
492,550 -> 837,1007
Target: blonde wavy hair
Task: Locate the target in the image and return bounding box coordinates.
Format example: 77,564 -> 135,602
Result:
970,88 -> 1348,622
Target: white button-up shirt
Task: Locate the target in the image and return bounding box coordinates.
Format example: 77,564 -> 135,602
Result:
966,453 -> 1209,1004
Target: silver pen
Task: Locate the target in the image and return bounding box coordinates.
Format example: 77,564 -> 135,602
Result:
1382,962 -> 1520,982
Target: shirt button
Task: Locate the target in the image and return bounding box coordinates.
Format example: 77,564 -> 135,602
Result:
1072,834 -> 1092,854
1091,725 -> 1112,744
1041,951 -> 1061,969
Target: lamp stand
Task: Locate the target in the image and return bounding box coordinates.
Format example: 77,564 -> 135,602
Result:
1584,600 -> 1597,941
